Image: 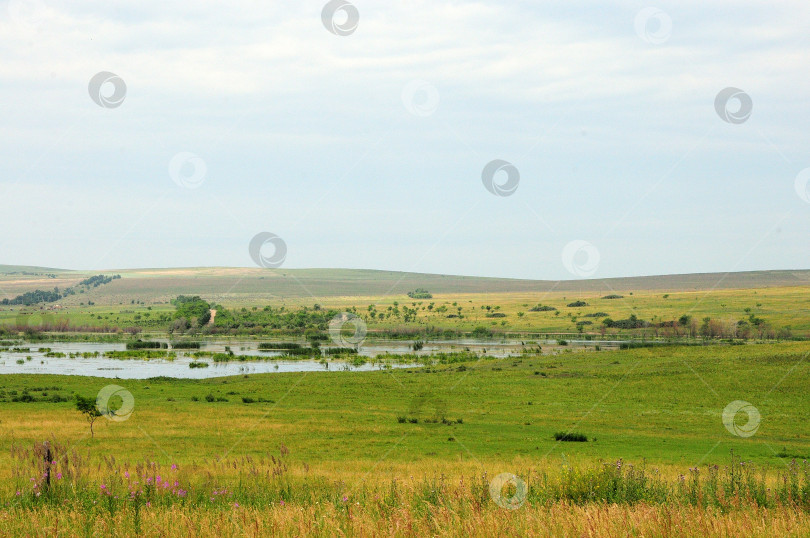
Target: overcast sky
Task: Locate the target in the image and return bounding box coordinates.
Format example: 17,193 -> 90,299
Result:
1,1 -> 809,280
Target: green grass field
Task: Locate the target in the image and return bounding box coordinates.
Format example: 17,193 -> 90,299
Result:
2,342 -> 807,468
2,342 -> 810,535
2,267 -> 810,535
2,266 -> 810,337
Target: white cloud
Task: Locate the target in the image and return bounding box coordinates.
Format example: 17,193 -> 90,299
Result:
1,0 -> 809,277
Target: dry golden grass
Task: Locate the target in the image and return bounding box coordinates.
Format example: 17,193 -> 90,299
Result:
2,502 -> 809,537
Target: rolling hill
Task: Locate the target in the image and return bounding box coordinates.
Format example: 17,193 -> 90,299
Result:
1,265 -> 809,304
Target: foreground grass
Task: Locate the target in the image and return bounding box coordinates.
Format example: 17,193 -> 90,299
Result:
1,342 -> 809,535
5,503 -> 810,537
1,342 -> 808,467
4,439 -> 810,537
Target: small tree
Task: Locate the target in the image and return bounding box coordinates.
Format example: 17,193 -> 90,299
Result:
75,395 -> 102,437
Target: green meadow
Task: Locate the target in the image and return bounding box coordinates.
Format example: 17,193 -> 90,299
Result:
1,342 -> 807,469
2,267 -> 810,535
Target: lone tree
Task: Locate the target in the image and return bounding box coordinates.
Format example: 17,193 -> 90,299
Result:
75,395 -> 102,437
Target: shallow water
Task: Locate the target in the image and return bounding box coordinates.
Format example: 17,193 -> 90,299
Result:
0,342 -> 414,379
0,354 -> 410,379
0,338 -> 616,379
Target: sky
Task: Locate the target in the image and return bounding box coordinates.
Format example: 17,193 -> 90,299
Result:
1,0 -> 809,280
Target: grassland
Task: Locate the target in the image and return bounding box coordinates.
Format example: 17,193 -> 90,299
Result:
2,343 -> 810,535
3,342 -> 808,467
2,266 -> 810,535
2,265 -> 810,303
1,266 -> 809,338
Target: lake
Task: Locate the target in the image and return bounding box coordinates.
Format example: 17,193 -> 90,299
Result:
0,338 -> 616,379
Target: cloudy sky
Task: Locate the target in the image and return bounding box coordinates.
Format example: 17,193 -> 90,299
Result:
1,1 -> 809,279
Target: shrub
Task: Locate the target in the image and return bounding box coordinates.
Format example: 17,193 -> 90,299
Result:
567,301 -> 588,307
12,392 -> 35,403
529,304 -> 557,312
554,432 -> 588,442
471,326 -> 492,338
604,314 -> 648,329
407,288 -> 432,299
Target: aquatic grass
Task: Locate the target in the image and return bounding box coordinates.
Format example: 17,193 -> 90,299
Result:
103,350 -> 176,360
125,341 -> 166,350
258,343 -> 303,351
171,342 -> 201,350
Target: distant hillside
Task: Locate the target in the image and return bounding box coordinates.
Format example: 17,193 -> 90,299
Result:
1,266 -> 808,304
0,265 -> 68,274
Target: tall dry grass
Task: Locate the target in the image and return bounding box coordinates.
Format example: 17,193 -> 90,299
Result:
4,440 -> 810,536
2,503 -> 810,537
